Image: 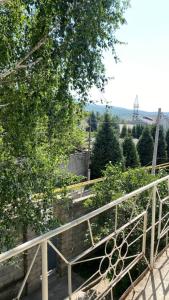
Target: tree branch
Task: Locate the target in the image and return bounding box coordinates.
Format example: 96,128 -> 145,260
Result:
0,37 -> 46,80
0,0 -> 10,4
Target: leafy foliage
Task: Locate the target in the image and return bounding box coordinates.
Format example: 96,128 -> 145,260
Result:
87,164 -> 156,208
84,164 -> 168,298
0,0 -> 129,250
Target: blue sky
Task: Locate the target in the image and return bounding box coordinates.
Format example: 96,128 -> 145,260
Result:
90,0 -> 169,112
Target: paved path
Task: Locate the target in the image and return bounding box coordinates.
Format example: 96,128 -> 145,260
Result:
125,248 -> 169,300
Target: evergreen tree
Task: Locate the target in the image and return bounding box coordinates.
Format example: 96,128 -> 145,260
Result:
166,129 -> 169,161
123,136 -> 140,168
137,127 -> 154,166
120,124 -> 128,138
91,113 -> 123,178
136,124 -> 144,138
127,127 -> 132,135
157,126 -> 167,164
112,116 -> 120,136
89,111 -> 97,131
96,112 -> 101,122
132,125 -> 137,138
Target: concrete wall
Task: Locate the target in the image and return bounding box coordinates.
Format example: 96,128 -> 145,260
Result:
66,151 -> 89,177
0,199 -> 91,299
53,200 -> 91,274
0,230 -> 42,300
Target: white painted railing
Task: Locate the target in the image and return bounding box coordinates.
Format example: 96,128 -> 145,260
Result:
1,175 -> 169,299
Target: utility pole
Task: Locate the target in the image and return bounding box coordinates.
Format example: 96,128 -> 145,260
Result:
151,108 -> 161,175
87,116 -> 91,180
132,95 -> 139,123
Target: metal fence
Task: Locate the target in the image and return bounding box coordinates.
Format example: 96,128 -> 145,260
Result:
1,175 -> 169,299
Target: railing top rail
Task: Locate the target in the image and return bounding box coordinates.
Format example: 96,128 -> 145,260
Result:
0,174 -> 169,263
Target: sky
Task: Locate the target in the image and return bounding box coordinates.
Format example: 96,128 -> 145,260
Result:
90,0 -> 169,112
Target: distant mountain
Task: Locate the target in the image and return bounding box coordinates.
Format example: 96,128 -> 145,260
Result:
86,103 -> 169,121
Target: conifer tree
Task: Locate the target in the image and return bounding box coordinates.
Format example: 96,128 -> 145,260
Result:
132,125 -> 137,138
91,113 -> 123,178
157,126 -> 167,164
128,127 -> 132,135
120,124 -> 128,138
136,124 -> 144,138
137,127 -> 154,166
123,136 -> 140,168
89,111 -> 97,131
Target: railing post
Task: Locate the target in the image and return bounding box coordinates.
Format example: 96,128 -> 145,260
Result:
68,264 -> 72,300
150,186 -> 156,268
142,212 -> 147,254
41,240 -> 48,300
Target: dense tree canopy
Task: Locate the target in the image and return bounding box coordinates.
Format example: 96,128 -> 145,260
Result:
0,0 -> 129,157
0,0 -> 129,249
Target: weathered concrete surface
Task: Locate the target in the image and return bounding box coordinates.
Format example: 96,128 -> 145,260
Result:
125,248 -> 169,300
24,271 -> 84,300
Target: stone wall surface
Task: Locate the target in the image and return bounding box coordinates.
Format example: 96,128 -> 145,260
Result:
0,200 -> 91,299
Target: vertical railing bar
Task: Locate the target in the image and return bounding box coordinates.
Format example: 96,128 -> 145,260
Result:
41,240 -> 48,300
111,288 -> 114,300
167,179 -> 169,250
154,239 -> 160,260
150,186 -> 156,268
87,219 -> 95,246
166,231 -> 168,248
158,202 -> 163,239
128,270 -> 135,293
68,264 -> 72,300
17,245 -> 40,299
115,205 -> 118,231
156,187 -> 161,201
142,212 -> 147,254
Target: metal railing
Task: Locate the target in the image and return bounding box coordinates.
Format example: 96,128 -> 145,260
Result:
1,175 -> 169,299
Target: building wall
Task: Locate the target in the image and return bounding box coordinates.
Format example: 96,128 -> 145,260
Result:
67,151 -> 89,177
